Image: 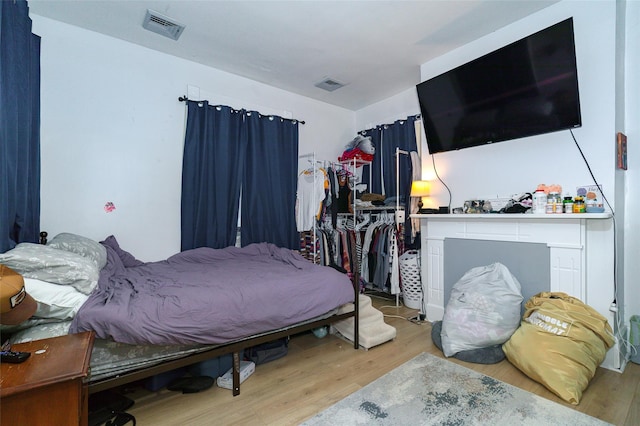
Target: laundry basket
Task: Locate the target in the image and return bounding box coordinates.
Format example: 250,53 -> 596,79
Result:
399,250 -> 422,310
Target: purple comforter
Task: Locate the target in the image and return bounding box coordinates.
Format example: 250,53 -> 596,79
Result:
70,242 -> 354,345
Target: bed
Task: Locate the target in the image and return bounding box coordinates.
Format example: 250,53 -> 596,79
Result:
0,233 -> 359,396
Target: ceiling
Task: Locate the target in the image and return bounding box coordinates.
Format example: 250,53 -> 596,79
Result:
29,1 -> 558,111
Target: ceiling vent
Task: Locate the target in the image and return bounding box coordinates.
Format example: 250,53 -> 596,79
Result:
314,77 -> 346,92
142,9 -> 185,41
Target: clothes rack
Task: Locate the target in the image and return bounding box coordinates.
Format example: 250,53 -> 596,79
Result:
297,154 -> 405,307
297,152 -> 323,263
297,154 -> 351,263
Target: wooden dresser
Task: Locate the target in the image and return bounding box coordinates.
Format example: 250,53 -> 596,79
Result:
1,331 -> 95,425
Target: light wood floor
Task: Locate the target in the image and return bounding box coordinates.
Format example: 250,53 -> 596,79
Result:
125,297 -> 640,425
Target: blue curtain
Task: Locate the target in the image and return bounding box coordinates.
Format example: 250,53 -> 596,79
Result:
181,101 -> 245,250
361,116 -> 417,201
359,116 -> 418,240
360,128 -> 382,194
0,0 -> 41,253
241,112 -> 299,249
181,103 -> 299,250
381,117 -> 418,203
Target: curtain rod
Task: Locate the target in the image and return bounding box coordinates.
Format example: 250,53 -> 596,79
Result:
178,95 -> 306,125
359,114 -> 421,133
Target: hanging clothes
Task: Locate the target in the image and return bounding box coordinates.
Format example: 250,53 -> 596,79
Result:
315,210 -> 401,295
327,167 -> 339,228
295,166 -> 327,232
336,172 -> 353,214
358,213 -> 401,294
299,230 -> 320,263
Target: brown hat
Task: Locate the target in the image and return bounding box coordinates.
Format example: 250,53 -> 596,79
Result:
0,264 -> 37,325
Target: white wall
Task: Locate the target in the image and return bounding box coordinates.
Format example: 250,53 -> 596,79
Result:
31,15 -> 355,261
355,87 -> 420,132
623,0 -> 640,326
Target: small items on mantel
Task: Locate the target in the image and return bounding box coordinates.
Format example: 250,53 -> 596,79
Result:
463,193 -> 532,214
453,183 -> 606,215
534,183 -> 605,214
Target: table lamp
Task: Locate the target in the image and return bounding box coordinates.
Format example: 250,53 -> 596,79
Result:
411,180 -> 431,213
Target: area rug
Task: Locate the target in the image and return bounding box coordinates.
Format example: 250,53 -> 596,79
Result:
302,352 -> 610,425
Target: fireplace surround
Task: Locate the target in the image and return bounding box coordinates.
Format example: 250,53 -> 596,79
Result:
412,212 -> 622,370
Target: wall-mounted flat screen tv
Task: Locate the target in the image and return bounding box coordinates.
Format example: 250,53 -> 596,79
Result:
416,18 -> 581,154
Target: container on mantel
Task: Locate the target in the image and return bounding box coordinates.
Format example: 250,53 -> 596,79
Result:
532,189 -> 547,214
548,192 -> 561,214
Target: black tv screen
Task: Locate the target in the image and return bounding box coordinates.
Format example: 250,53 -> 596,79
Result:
416,18 -> 582,154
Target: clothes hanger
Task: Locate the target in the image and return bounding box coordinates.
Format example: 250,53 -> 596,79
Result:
355,213 -> 370,231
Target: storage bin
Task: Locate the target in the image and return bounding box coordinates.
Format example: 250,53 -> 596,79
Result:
399,250 -> 422,310
188,351 -> 243,377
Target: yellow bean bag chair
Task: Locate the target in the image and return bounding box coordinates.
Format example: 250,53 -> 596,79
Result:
502,292 -> 614,405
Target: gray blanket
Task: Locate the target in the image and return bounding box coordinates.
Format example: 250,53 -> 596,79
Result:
70,242 -> 354,345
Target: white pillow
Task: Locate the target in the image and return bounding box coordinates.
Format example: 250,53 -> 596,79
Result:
48,232 -> 107,269
24,278 -> 88,321
0,243 -> 99,294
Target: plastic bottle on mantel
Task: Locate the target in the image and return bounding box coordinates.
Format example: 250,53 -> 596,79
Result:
532,189 -> 547,214
548,192 -> 562,214
545,199 -> 554,214
563,195 -> 574,214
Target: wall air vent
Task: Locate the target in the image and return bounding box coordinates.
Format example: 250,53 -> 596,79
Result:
314,77 -> 346,92
142,10 -> 185,41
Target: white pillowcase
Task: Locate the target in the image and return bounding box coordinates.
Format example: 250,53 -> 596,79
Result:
24,277 -> 88,321
47,232 -> 107,269
0,243 -> 99,294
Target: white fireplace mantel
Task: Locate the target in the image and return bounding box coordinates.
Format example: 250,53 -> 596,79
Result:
412,212 -> 622,370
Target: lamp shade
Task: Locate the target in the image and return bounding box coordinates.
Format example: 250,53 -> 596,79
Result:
410,180 -> 431,197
